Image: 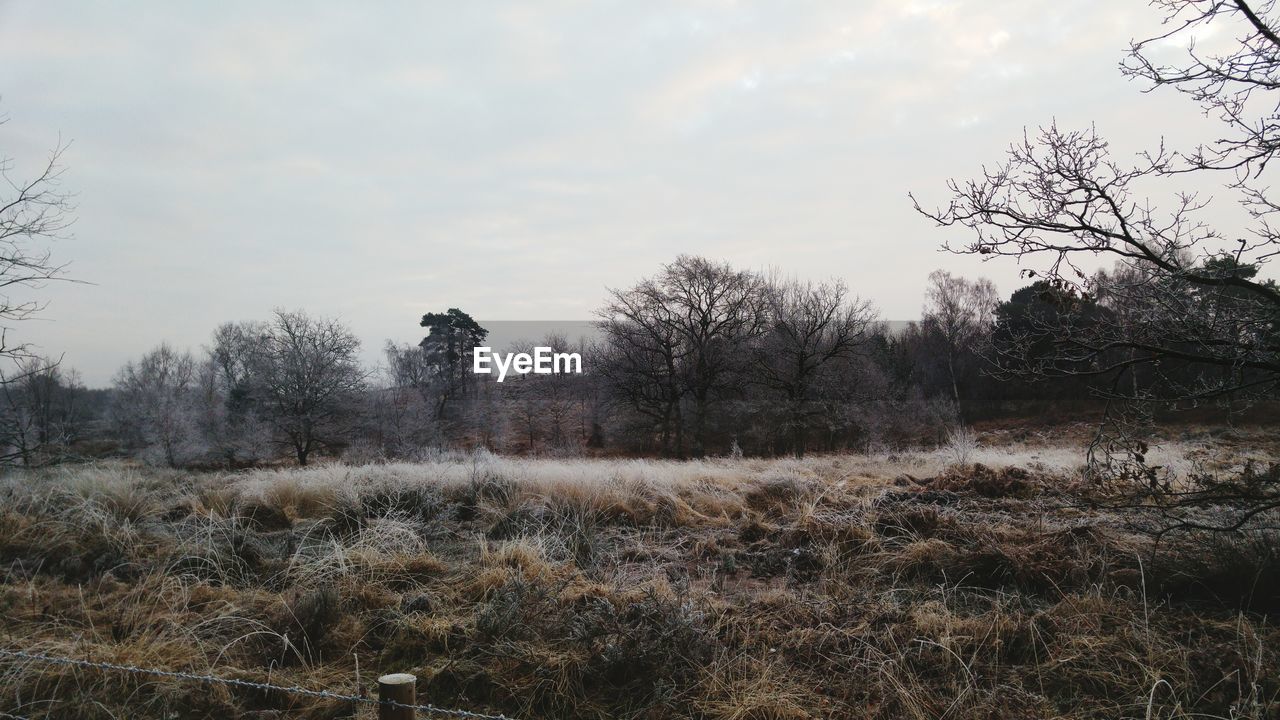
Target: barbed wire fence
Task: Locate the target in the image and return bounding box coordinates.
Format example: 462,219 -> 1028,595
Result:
0,648 -> 518,720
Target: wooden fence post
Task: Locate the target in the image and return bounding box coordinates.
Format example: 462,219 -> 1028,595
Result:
377,672 -> 416,720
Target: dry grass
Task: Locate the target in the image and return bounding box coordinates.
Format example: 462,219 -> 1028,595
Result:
0,435 -> 1278,719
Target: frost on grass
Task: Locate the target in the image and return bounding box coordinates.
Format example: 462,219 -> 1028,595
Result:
0,439 -> 1277,719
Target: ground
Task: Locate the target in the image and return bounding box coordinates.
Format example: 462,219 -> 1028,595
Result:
1,425 -> 1278,719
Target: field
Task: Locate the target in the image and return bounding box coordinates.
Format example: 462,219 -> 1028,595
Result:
1,425 -> 1278,719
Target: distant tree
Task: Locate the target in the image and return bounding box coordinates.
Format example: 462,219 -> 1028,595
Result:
913,2 -> 1280,411
599,255 -> 766,457
251,310 -> 368,465
914,0 -> 1280,528
209,322 -> 267,411
753,276 -> 878,456
983,280 -> 1113,412
0,356 -> 86,465
573,338 -> 609,449
529,333 -> 578,451
362,340 -> 443,458
466,376 -> 506,450
197,321 -> 271,465
658,256 -> 766,457
920,270 -> 998,419
386,341 -> 434,389
598,281 -> 687,455
993,281 -> 1109,372
418,308 -> 488,420
507,377 -> 545,453
112,344 -> 199,467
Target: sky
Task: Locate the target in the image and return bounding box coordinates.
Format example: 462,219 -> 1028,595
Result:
0,0 -> 1246,386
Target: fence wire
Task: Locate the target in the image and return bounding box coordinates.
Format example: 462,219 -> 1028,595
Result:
0,648 -> 517,720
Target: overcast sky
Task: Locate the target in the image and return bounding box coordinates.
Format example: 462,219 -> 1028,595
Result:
0,1 -> 1244,385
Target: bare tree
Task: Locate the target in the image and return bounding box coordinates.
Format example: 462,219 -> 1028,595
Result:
754,275 -> 878,456
0,355 -> 86,465
599,255 -> 766,457
533,333 -> 578,451
574,337 -> 609,449
209,321 -> 267,395
598,278 -> 688,456
913,1 -> 1280,407
112,344 -> 199,467
913,0 -> 1280,531
385,340 -> 435,391
490,335 -> 576,453
507,375 -> 545,453
0,113 -> 76,360
363,341 -> 443,458
658,256 -> 767,457
196,321 -> 271,465
920,270 -> 999,420
250,310 -> 368,465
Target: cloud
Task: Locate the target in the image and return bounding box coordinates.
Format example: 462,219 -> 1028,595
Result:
0,0 -> 1233,384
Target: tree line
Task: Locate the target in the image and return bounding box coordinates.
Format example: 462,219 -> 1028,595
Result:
2,0 -> 1277,470
2,249 -> 1271,467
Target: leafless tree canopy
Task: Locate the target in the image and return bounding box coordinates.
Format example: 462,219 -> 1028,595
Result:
921,270 -> 998,419
250,310 -> 368,465
0,114 -> 75,360
112,343 -> 198,468
753,275 -> 878,456
1124,0 -> 1280,177
597,256 -> 885,458
913,1 -> 1280,411
0,355 -> 86,465
598,256 -> 771,457
912,0 -> 1280,533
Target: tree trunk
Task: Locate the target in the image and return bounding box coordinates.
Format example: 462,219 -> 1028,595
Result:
792,412 -> 807,458
947,350 -> 963,421
295,435 -> 310,465
692,392 -> 707,458
673,401 -> 685,460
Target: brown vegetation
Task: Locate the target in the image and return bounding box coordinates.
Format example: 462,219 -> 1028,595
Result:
0,441 -> 1277,719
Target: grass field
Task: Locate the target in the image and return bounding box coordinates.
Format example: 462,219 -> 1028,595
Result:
1,426 -> 1278,719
